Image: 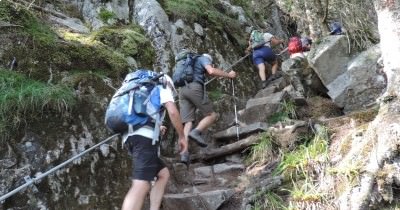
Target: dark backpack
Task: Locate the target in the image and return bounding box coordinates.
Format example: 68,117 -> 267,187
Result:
288,36 -> 303,55
250,30 -> 267,49
104,69 -> 165,144
172,49 -> 200,87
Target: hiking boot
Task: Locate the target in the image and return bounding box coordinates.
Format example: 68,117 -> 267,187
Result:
180,151 -> 190,167
189,129 -> 208,147
261,80 -> 269,89
270,73 -> 282,81
293,91 -> 307,105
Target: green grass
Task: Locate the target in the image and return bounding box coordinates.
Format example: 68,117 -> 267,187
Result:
246,132 -> 276,166
274,126 -> 329,179
0,69 -> 76,138
269,100 -> 297,124
0,1 -> 13,22
263,191 -> 286,210
288,180 -> 325,208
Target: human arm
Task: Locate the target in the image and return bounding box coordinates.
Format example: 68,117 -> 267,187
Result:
205,64 -> 237,79
164,101 -> 188,154
245,37 -> 252,53
270,36 -> 284,47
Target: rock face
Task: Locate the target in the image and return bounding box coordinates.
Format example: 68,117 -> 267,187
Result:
133,0 -> 172,72
308,36 -> 386,112
326,44 -> 386,112
308,35 -> 351,87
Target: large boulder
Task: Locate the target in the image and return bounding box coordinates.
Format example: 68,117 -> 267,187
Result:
326,44 -> 386,112
308,35 -> 351,87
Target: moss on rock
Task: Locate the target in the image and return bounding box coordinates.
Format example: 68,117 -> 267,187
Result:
93,26 -> 155,67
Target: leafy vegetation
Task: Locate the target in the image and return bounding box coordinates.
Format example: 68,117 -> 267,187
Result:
0,69 -> 76,139
98,7 -> 116,23
208,89 -> 223,101
268,100 -> 297,124
163,0 -> 244,35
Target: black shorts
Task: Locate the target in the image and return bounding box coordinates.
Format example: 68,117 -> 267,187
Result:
125,135 -> 166,181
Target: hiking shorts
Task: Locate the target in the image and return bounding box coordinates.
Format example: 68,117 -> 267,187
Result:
179,82 -> 214,123
252,46 -> 277,65
125,135 -> 166,182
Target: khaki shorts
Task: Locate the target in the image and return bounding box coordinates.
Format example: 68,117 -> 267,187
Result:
179,82 -> 214,123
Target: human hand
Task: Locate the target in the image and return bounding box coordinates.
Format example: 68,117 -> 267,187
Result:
228,71 -> 237,79
160,125 -> 167,136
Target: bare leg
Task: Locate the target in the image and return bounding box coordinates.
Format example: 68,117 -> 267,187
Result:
195,112 -> 218,132
150,168 -> 170,210
271,61 -> 279,75
257,63 -> 266,81
122,180 -> 151,210
183,121 -> 193,141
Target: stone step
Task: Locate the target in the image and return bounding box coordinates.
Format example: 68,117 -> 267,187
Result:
194,163 -> 245,179
163,189 -> 235,210
245,91 -> 288,109
213,122 -> 269,141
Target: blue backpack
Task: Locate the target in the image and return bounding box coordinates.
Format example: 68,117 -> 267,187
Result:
172,49 -> 200,87
105,69 -> 165,144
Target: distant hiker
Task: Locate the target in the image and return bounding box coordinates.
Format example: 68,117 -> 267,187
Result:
329,21 -> 343,35
301,36 -> 312,52
245,29 -> 284,88
282,38 -> 310,105
288,36 -> 304,58
175,52 -> 237,148
105,69 -> 188,210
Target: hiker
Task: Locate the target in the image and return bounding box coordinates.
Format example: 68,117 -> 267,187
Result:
301,36 -> 312,52
282,37 -> 313,105
245,29 -> 284,88
288,36 -> 304,59
120,72 -> 188,210
178,53 -> 237,148
329,21 -> 343,35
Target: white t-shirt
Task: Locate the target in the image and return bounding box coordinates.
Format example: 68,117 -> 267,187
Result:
122,75 -> 175,143
263,33 -> 274,47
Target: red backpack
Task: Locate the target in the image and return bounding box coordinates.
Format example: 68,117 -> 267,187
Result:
288,36 -> 303,55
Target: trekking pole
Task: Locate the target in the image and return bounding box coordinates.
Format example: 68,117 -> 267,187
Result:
276,47 -> 288,56
0,133 -> 120,202
204,53 -> 250,85
231,79 -> 240,141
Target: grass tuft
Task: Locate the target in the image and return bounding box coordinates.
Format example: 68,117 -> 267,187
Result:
246,132 -> 276,166
0,69 -> 76,139
274,126 -> 329,179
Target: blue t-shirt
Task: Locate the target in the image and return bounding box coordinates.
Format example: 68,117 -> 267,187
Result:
192,56 -> 212,83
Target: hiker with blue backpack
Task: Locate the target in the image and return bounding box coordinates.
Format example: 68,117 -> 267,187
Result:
104,69 -> 188,210
172,50 -> 237,149
246,29 -> 284,88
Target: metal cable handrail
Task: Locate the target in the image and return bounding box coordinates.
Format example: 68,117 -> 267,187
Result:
0,133 -> 120,202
